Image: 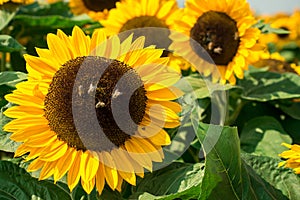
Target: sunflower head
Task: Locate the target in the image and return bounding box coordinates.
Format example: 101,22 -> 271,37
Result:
4,26 -> 183,194
253,52 -> 300,75
100,0 -> 181,48
169,0 -> 263,84
259,11 -> 300,49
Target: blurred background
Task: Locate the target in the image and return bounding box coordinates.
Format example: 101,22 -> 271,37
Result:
177,0 -> 300,14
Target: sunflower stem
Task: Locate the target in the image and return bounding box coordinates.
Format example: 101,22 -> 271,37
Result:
225,99 -> 247,126
1,52 -> 6,72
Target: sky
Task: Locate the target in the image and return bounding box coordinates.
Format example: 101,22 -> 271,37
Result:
177,0 -> 300,14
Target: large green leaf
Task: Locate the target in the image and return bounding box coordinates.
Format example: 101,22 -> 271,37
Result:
240,116 -> 292,158
196,123 -> 242,199
130,162 -> 205,200
238,70 -> 300,102
0,35 -> 25,53
0,161 -> 71,200
242,154 -> 300,200
196,123 -> 288,200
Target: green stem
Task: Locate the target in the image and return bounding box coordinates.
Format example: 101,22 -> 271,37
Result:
225,99 -> 248,126
1,52 -> 7,72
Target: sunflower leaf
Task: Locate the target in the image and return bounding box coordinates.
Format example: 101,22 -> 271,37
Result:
238,70 -> 300,102
242,153 -> 300,200
0,35 -> 25,53
130,162 -> 205,200
240,116 -> 292,158
12,14 -> 94,30
18,1 -> 72,17
0,104 -> 20,152
196,122 -> 288,200
254,20 -> 290,34
0,71 -> 27,108
0,161 -> 71,200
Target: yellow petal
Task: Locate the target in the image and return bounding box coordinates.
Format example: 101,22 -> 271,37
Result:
81,177 -> 95,194
39,160 -> 57,180
100,152 -> 118,190
111,149 -> 136,185
68,150 -> 83,191
80,151 -> 99,182
148,129 -> 171,146
95,161 -> 105,194
146,86 -> 183,100
53,148 -> 76,182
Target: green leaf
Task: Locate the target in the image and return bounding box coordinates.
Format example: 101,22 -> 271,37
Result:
254,20 -> 290,34
278,100 -> 300,120
13,14 -> 94,30
196,123 -> 242,199
196,123 -> 288,200
239,70 -> 300,102
0,35 -> 25,53
0,161 -> 71,200
240,116 -> 292,158
0,71 -> 27,108
18,1 -> 72,17
0,104 -> 20,152
0,71 -> 27,88
242,154 -> 300,200
0,10 -> 16,31
175,74 -> 239,99
130,162 -> 205,200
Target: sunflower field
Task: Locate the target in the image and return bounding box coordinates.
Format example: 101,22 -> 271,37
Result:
1,0 -> 300,199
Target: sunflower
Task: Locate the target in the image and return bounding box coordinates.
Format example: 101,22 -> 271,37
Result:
259,11 -> 300,49
69,0 -> 121,20
252,52 -> 300,74
4,26 -> 182,194
100,0 -> 183,74
169,0 -> 263,84
279,143 -> 300,174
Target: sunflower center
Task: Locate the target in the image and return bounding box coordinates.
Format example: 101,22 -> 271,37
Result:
278,26 -> 290,39
82,0 -> 119,12
119,16 -> 171,52
120,16 -> 168,32
44,56 -> 147,151
190,11 -> 240,65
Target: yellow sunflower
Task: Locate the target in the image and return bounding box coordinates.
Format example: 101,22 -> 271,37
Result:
69,0 -> 121,20
169,0 -> 263,84
252,52 -> 300,74
279,143 -> 300,174
100,0 -> 180,36
259,11 -> 300,49
0,0 -> 33,5
100,0 -> 183,74
3,26 -> 183,194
